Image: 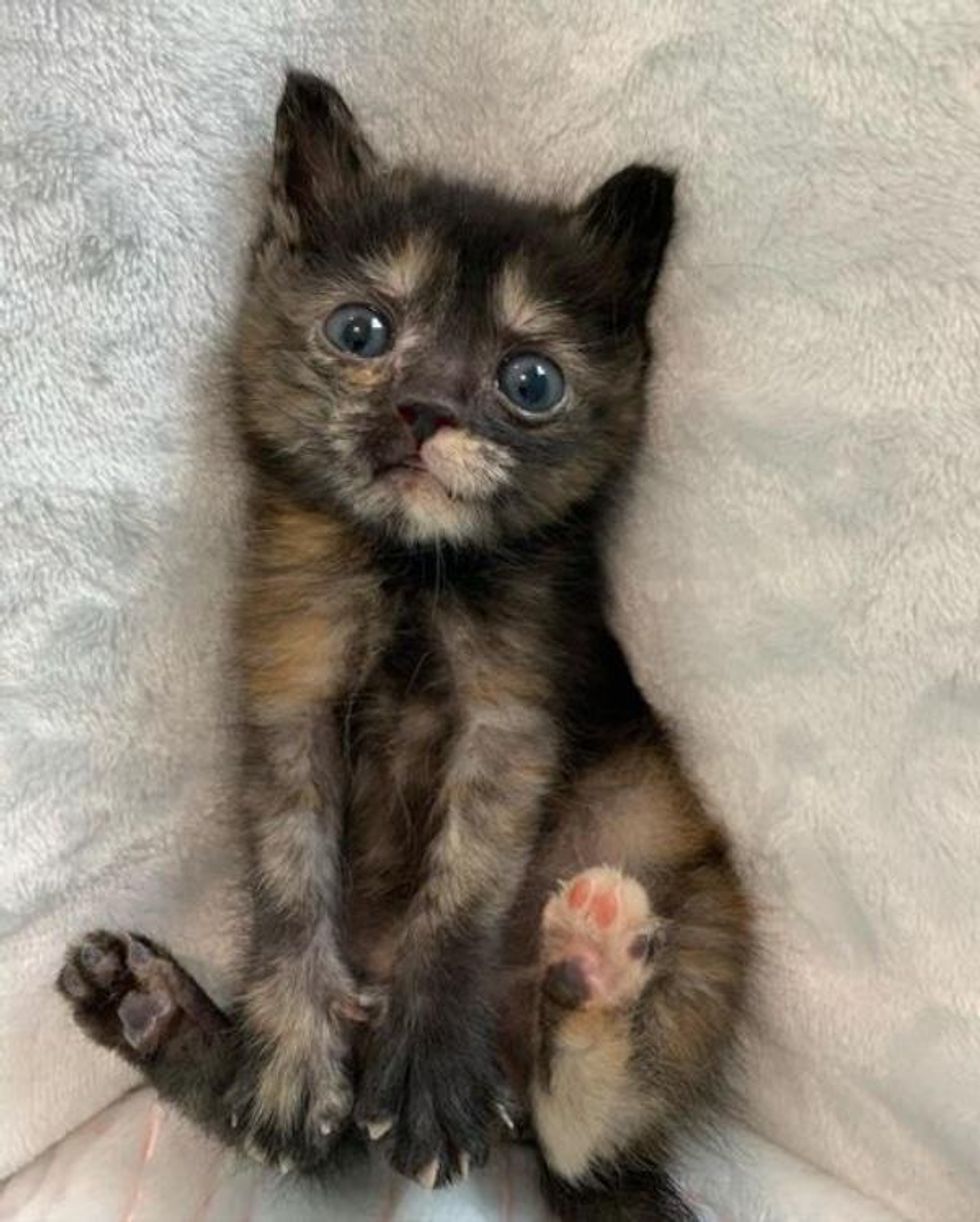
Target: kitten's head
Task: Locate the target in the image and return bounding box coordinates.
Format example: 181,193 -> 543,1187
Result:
238,71 -> 674,549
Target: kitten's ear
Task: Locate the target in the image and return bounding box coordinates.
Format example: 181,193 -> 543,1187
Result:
267,71 -> 378,241
578,165 -> 676,320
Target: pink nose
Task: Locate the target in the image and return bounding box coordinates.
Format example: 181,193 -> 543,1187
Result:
397,403 -> 457,445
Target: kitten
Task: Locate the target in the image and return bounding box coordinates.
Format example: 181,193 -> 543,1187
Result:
58,72 -> 750,1220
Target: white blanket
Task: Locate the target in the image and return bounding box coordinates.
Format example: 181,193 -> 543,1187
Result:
3,1 -> 979,1218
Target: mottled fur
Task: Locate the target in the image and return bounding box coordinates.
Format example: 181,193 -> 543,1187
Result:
59,72 -> 750,1219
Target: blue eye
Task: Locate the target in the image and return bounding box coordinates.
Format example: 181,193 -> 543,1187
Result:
324,304 -> 392,358
497,353 -> 566,419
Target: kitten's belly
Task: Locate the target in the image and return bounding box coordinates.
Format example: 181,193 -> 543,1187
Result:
342,683 -> 548,1103
344,686 -> 453,981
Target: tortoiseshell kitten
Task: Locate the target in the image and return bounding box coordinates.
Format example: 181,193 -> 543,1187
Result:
58,73 -> 750,1220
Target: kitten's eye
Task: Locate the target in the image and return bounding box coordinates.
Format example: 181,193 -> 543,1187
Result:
497,353 -> 566,420
324,304 -> 392,358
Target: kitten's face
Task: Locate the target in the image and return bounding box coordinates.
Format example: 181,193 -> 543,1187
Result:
239,73 -> 674,548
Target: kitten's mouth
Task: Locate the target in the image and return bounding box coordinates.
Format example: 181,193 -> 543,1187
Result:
384,455 -> 428,473
377,455 -> 456,500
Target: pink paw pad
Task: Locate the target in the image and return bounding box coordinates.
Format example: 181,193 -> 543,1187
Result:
541,866 -> 663,1011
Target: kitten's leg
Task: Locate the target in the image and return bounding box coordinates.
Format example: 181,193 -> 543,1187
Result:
525,742 -> 750,1221
355,623 -> 557,1188
58,932 -> 240,1149
227,710 -> 363,1166
227,500 -> 385,1166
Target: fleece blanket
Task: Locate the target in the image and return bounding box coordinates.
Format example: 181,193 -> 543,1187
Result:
3,1 -> 979,1218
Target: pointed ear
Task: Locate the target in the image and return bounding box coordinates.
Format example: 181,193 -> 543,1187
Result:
578,165 -> 676,321
267,71 -> 378,242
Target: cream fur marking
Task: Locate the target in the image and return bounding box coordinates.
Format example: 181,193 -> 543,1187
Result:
495,260 -> 566,336
531,1021 -> 650,1181
361,234 -> 440,299
421,429 -> 515,500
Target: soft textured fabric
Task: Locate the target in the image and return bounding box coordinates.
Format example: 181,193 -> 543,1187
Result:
0,1087 -> 904,1222
3,1 -> 979,1218
0,1089 -> 546,1222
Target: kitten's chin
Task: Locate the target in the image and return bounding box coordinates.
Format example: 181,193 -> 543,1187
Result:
364,467 -> 493,547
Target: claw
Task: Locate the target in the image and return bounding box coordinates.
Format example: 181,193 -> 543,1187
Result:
243,1138 -> 266,1166
415,1159 -> 440,1190
365,1117 -> 393,1142
496,1101 -> 516,1134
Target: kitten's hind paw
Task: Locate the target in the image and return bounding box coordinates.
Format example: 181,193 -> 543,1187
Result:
541,867 -> 667,1011
58,930 -> 228,1062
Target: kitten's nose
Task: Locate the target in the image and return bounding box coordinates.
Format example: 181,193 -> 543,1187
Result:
397,402 -> 457,446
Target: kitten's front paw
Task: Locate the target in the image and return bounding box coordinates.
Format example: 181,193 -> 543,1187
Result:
354,998 -> 500,1188
226,1020 -> 351,1170
228,981 -> 382,1171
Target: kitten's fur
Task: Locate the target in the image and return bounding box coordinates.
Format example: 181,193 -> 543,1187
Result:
58,73 -> 750,1220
